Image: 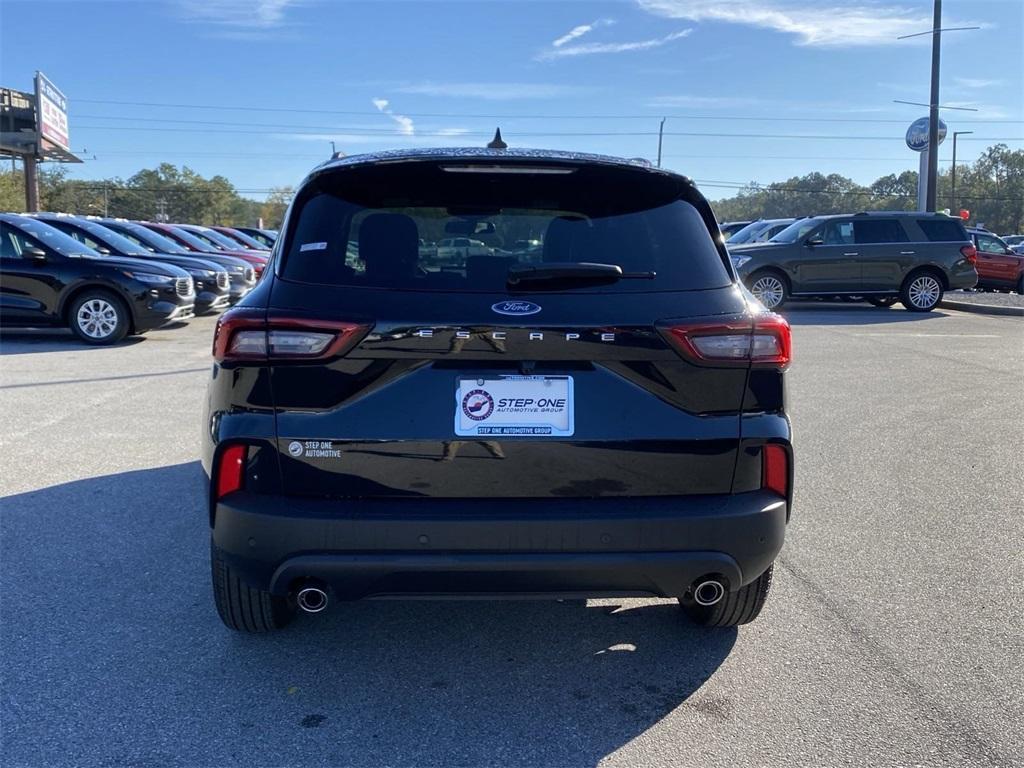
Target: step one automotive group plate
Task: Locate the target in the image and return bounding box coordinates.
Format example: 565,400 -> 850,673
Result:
455,375 -> 574,437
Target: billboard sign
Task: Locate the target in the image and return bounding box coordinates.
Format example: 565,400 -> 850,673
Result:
905,116 -> 947,152
35,72 -> 69,152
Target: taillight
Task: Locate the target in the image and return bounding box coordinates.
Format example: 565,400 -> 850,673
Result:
661,314 -> 791,369
762,444 -> 789,498
216,444 -> 247,499
213,309 -> 370,362
960,244 -> 977,265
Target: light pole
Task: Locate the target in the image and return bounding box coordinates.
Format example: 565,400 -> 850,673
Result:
656,117 -> 666,168
925,0 -> 942,211
950,130 -> 973,212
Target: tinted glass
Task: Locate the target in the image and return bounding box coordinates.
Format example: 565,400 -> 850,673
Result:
5,217 -> 99,257
726,220 -> 772,244
853,219 -> 908,244
918,219 -> 969,242
770,218 -> 822,243
165,226 -> 219,252
190,227 -> 240,250
822,220 -> 855,245
58,220 -> 151,256
282,165 -> 729,293
109,222 -> 190,254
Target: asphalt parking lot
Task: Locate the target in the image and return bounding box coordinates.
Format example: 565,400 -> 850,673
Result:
1,305 -> 1022,768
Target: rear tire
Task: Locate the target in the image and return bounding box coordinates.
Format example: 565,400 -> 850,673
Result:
68,290 -> 129,344
900,271 -> 944,312
681,565 -> 773,627
866,296 -> 898,308
748,270 -> 788,310
211,540 -> 295,632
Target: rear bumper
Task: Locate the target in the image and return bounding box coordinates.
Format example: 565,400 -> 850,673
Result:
212,491 -> 788,599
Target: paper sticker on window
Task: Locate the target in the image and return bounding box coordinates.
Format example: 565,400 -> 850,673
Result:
300,242 -> 327,252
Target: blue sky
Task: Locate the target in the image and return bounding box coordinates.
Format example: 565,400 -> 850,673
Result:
1,0 -> 1021,202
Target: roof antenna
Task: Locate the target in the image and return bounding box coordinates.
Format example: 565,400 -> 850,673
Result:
487,128 -> 508,149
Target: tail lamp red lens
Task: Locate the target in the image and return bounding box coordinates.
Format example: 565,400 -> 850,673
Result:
960,244 -> 977,265
661,314 -> 791,369
216,444 -> 247,499
213,310 -> 369,362
762,444 -> 789,498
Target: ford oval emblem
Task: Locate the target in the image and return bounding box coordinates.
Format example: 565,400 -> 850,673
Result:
491,300 -> 541,316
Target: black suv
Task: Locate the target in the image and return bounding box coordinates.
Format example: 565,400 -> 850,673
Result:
0,213 -> 195,344
730,212 -> 978,311
31,213 -> 232,315
97,218 -> 257,304
203,148 -> 793,632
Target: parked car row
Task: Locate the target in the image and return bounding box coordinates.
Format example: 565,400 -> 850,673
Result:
0,212 -> 275,344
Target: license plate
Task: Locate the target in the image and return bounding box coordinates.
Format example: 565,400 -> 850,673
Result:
455,375 -> 574,437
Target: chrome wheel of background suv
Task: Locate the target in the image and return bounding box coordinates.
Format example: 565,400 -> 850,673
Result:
750,273 -> 786,310
903,274 -> 943,312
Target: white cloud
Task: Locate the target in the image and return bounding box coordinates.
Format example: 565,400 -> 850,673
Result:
372,98 -> 415,136
395,82 -> 587,100
637,0 -> 950,47
436,128 -> 471,137
953,77 -> 1004,89
539,29 -> 692,60
175,0 -> 302,31
552,18 -> 616,47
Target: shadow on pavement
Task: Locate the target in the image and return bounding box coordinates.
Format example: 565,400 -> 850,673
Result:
782,301 -> 949,325
0,329 -> 145,355
1,462 -> 737,767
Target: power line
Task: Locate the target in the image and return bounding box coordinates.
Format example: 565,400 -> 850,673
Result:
72,98 -> 1024,124
72,123 -> 1022,142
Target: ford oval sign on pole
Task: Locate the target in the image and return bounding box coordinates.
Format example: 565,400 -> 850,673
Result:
907,117 -> 947,212
905,116 -> 947,152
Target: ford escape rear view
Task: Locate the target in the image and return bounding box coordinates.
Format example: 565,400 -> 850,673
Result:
202,148 -> 794,633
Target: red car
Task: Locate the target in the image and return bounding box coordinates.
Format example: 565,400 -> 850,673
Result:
209,225 -> 270,252
969,228 -> 1024,294
140,222 -> 268,276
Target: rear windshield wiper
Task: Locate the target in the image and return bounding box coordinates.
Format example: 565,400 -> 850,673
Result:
506,262 -> 656,289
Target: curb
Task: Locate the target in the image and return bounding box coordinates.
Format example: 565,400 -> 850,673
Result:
940,300 -> 1024,317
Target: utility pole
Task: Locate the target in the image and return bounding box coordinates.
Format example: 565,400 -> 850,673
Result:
656,117 -> 666,168
926,0 -> 942,211
950,130 -> 973,212
23,154 -> 39,212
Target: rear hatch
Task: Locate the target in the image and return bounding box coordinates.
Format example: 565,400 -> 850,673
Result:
260,156 -> 756,499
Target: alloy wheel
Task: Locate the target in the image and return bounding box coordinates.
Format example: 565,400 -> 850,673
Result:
908,276 -> 941,309
751,276 -> 785,309
76,299 -> 119,339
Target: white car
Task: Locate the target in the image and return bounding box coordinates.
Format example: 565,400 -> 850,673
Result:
436,237 -> 491,261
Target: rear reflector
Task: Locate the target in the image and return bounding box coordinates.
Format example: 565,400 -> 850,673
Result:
661,314 -> 791,369
960,244 -> 977,264
216,444 -> 246,499
762,444 -> 789,498
213,310 -> 370,362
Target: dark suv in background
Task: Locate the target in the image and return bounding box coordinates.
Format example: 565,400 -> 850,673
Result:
30,213 -> 232,315
730,212 -> 978,311
204,148 -> 794,633
0,213 -> 194,344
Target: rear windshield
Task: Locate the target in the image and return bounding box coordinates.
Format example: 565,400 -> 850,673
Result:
281,162 -> 730,293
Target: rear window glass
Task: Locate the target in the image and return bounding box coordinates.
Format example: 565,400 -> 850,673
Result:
918,219 -> 968,242
281,162 -> 730,293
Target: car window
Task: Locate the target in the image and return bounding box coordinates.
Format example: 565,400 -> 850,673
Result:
977,234 -> 1009,254
59,227 -> 103,250
769,218 -> 821,243
821,220 -> 854,245
1,223 -> 47,259
3,217 -> 97,257
853,219 -> 909,244
918,219 -> 969,242
282,178 -> 730,293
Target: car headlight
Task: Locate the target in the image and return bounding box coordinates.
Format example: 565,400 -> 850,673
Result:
125,271 -> 174,284
731,255 -> 752,269
229,265 -> 246,274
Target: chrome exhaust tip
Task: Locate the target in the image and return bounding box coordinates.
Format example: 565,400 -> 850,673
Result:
296,585 -> 329,614
692,579 -> 726,607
